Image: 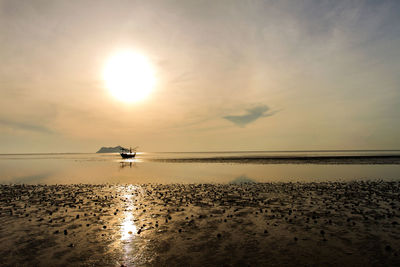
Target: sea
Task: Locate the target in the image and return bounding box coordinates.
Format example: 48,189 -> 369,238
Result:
0,150 -> 400,184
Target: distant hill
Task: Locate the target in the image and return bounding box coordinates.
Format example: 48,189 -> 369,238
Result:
96,146 -> 128,153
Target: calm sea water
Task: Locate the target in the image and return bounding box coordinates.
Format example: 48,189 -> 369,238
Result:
0,151 -> 400,184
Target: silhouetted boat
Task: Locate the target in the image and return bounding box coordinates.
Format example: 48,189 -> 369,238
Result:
120,147 -> 137,159
120,152 -> 136,159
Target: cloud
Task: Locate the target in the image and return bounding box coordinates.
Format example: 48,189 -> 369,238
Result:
223,104 -> 275,127
0,119 -> 54,134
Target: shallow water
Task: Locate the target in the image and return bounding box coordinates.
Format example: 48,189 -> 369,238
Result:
0,151 -> 400,184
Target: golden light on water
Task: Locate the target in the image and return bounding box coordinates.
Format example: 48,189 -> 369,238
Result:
121,210 -> 137,241
103,51 -> 156,103
121,193 -> 137,241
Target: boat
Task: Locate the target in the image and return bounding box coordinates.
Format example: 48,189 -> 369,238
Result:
120,151 -> 136,159
120,147 -> 137,159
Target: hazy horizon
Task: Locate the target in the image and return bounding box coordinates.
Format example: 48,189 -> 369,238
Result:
1,148 -> 400,156
1,0 -> 400,153
2,148 -> 400,155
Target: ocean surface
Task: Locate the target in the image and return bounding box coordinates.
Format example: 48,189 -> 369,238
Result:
0,150 -> 400,184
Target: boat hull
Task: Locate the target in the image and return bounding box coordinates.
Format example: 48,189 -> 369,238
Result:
120,152 -> 136,159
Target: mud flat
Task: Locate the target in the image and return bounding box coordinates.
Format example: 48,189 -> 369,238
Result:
152,155 -> 400,164
1,181 -> 400,266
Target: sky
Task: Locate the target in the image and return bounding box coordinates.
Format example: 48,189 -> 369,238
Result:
0,0 -> 400,153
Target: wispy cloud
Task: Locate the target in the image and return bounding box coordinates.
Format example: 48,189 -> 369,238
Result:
0,119 -> 54,134
223,104 -> 276,127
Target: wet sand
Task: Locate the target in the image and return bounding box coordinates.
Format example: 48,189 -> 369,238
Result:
1,181 -> 399,266
153,155 -> 400,164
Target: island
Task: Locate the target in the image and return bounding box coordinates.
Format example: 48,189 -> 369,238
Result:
96,146 -> 128,153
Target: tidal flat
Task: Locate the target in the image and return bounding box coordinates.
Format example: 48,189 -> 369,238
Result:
1,182 -> 399,266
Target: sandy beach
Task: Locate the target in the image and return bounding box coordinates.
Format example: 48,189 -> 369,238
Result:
0,181 -> 399,266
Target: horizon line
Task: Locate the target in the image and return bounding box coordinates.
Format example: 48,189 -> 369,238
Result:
1,149 -> 400,156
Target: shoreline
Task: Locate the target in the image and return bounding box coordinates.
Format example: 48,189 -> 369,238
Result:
152,155 -> 400,164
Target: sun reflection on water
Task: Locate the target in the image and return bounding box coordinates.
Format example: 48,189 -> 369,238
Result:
121,210 -> 136,240
120,189 -> 137,241
118,186 -> 141,265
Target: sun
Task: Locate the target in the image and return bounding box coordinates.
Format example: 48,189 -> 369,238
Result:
103,51 -> 156,103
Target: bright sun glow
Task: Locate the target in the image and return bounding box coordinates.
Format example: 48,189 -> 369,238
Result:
103,51 -> 155,103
